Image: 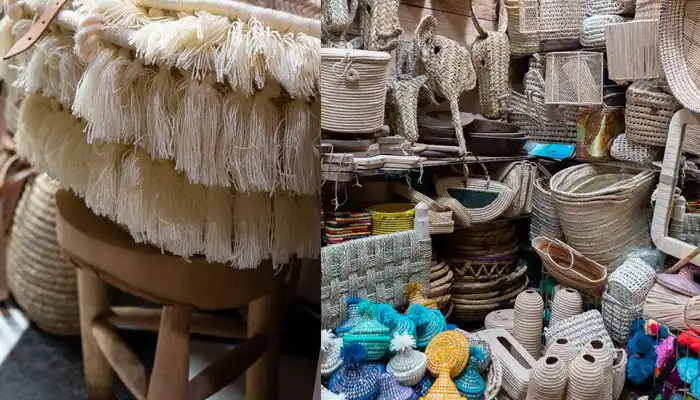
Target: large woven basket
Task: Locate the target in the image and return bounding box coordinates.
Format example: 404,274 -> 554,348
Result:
549,164 -> 656,268
320,48 -> 391,133
659,0 -> 700,113
529,178 -> 565,241
7,174 -> 79,336
625,80 -> 682,146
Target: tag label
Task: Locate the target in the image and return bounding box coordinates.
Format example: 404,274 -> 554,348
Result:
4,0 -> 68,60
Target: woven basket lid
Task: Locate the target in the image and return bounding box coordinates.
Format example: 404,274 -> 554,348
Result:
329,361 -> 385,399
8,173 -> 79,336
337,297 -> 366,335
406,304 -> 447,349
413,375 -> 435,397
453,346 -> 487,397
376,373 -> 416,400
656,265 -> 700,297
322,47 -> 392,63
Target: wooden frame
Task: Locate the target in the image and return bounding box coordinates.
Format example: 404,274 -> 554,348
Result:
651,109 -> 700,263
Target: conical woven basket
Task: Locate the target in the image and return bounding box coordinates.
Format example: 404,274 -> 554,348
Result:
7,174 -> 79,336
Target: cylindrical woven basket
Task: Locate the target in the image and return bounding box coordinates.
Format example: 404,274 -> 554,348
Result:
7,174 -> 79,336
320,48 -> 391,133
625,80 -> 682,146
658,0 -> 700,114
513,290 -> 544,358
612,348 -> 627,400
580,15 -> 628,48
529,178 -> 565,241
549,164 -> 657,267
367,203 -> 415,235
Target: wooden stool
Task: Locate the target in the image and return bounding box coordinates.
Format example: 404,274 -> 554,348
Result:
54,190 -> 283,400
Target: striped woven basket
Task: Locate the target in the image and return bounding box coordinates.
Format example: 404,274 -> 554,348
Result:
7,174 -> 79,336
368,203 -> 415,235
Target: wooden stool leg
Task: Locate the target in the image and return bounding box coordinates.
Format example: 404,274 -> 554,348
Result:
148,306 -> 191,400
246,282 -> 282,400
77,268 -> 113,399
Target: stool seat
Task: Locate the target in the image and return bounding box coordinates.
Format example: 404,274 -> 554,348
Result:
55,189 -> 275,309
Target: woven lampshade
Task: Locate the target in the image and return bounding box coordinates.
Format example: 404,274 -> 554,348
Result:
7,173 -> 79,335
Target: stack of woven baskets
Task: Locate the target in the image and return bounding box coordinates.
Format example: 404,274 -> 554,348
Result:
529,178 -> 565,241
7,173 -> 79,336
437,221 -> 527,322
428,259 -> 454,316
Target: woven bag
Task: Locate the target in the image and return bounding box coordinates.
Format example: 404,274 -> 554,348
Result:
625,80 -> 682,146
494,161 -> 537,217
580,15 -> 629,48
320,48 -> 391,133
7,174 -> 79,336
610,134 -> 662,164
587,0 -> 636,14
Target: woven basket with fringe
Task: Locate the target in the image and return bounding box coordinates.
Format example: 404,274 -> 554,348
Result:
367,203 -> 415,235
625,80 -> 682,146
549,164 -> 656,267
610,134 -> 662,164
7,174 -> 79,336
320,48 -> 391,133
587,0 -> 636,14
580,15 -> 629,48
321,231 -> 431,329
529,178 -> 565,241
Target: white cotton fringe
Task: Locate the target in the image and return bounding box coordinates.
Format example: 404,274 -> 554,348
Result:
18,93 -> 319,267
281,98 -> 320,195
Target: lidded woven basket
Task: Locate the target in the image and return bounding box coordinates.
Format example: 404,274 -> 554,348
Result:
625,80 -> 682,146
320,48 -> 391,134
7,173 -> 79,336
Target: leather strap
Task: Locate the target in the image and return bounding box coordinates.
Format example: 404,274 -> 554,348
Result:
4,0 -> 68,60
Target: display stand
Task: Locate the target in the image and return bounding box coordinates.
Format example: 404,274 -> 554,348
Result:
54,190 -> 283,400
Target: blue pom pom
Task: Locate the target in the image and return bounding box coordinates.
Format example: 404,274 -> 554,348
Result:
446,324 -> 457,331
375,304 -> 398,326
406,305 -> 429,327
626,328 -> 657,384
340,343 -> 368,365
628,319 -> 646,338
346,296 -> 365,305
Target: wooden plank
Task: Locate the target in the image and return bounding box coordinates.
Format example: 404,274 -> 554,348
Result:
401,0 -> 498,21
245,282 -> 282,400
148,306 -> 191,400
107,307 -> 246,340
91,319 -> 148,400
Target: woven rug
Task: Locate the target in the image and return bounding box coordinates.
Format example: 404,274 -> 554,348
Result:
321,230 -> 431,329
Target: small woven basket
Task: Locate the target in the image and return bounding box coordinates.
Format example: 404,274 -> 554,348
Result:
602,293 -> 643,343
320,48 -> 391,133
587,0 -> 636,14
367,203 -> 415,235
545,52 -> 604,105
610,134 -> 662,164
607,20 -> 663,82
625,80 -> 682,146
580,15 -> 629,48
7,174 -> 79,336
538,0 -> 587,43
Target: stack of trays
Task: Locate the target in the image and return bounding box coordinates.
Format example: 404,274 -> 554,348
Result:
322,211 -> 372,244
417,111 -> 474,158
428,259 -> 454,316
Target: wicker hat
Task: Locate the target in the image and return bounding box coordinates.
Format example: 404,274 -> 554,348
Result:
422,366 -> 467,400
321,329 -> 344,377
454,346 -> 487,398
376,373 -> 416,400
657,266 -> 700,297
376,304 -> 418,340
407,304 -> 447,349
343,301 -> 392,361
387,333 -> 428,387
413,375 -> 435,397
329,344 -> 385,400
337,297 -> 368,336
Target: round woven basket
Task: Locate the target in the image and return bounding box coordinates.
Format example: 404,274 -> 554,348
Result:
659,0 -> 700,114
367,203 -> 415,235
625,80 -> 682,146
7,174 -> 79,336
529,178 -> 564,241
320,48 -> 391,133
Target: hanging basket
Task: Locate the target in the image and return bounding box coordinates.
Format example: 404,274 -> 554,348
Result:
606,20 -> 663,82
7,174 -> 79,336
545,52 -> 604,105
625,80 -> 682,146
320,48 -> 391,134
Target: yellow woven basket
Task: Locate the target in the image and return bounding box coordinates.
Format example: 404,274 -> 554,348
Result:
367,203 -> 415,235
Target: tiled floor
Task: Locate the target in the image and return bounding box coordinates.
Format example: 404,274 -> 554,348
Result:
0,306 -> 317,399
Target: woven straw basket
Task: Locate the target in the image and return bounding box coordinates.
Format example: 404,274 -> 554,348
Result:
321,48 -> 391,133
580,15 -> 629,49
625,80 -> 682,146
367,203 -> 415,235
545,52 -> 604,105
606,20 -> 663,82
659,0 -> 700,114
7,174 -> 79,336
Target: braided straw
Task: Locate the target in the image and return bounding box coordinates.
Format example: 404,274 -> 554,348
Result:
425,330 -> 470,378
565,352 -> 604,400
321,48 -> 391,134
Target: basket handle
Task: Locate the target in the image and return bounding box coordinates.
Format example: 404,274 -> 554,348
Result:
543,238 -> 601,284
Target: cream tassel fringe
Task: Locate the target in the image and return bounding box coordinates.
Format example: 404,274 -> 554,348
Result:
0,16 -> 16,81
116,148 -> 146,235
91,47 -> 131,143
281,98 -> 320,195
121,58 -> 154,147
244,83 -> 281,193
84,141 -> 123,218
145,64 -> 176,160
73,47 -> 116,134
232,193 -> 271,269
17,93 -> 54,167
73,0 -> 152,29
295,195 -> 321,259
57,119 -> 92,196
272,192 -> 297,266
204,187 -> 233,262
222,90 -> 250,191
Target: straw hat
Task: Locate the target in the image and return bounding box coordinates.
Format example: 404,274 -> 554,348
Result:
337,297 -> 369,336
343,302 -> 391,361
329,344 -> 385,400
387,333 -> 428,386
406,304 -> 447,349
376,373 -> 416,400
321,330 -> 343,377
